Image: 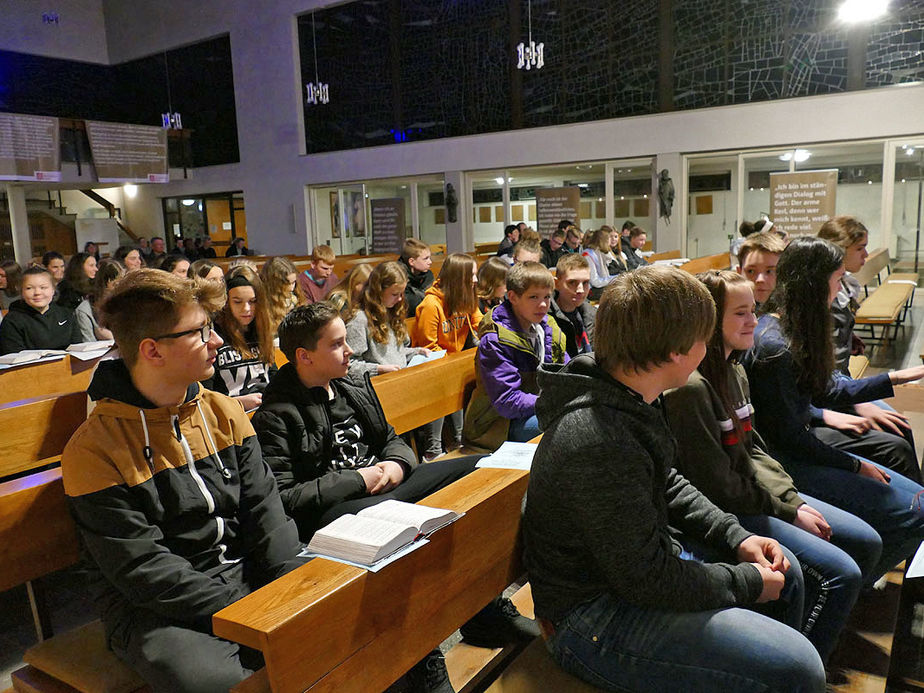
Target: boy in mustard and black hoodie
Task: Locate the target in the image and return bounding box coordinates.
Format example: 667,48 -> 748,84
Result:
62,269 -> 303,692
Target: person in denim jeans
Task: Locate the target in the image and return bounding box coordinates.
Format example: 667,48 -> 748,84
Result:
525,267 -> 824,692
744,237 -> 924,582
665,270 -> 875,665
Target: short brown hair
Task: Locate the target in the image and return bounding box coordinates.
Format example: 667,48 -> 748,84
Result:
506,261 -> 554,295
629,226 -> 647,239
278,303 -> 340,361
738,231 -> 786,267
100,268 -> 226,368
551,229 -> 566,240
401,238 -> 429,260
311,244 -> 336,264
556,253 -> 590,278
512,239 -> 541,262
818,215 -> 868,249
594,265 -> 715,373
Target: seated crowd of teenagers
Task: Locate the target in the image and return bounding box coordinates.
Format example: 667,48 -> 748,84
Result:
8,212 -> 924,692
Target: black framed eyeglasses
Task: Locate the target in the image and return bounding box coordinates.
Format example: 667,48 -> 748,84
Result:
152,322 -> 212,343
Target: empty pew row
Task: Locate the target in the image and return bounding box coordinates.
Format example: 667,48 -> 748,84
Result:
853,248 -> 917,346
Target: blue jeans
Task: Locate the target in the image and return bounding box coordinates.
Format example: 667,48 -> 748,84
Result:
783,458 -> 924,582
738,496 -> 869,663
546,591 -> 825,692
508,414 -> 540,442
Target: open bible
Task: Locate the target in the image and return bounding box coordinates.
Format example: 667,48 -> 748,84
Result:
306,500 -> 461,566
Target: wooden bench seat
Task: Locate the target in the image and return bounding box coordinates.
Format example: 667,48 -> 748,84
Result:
848,355 -> 870,380
678,252 -> 729,275
853,248 -> 916,346
0,355 -> 99,406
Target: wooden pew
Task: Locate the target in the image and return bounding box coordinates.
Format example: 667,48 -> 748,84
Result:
0,391 -> 148,693
214,465 -> 531,693
853,248 -> 916,347
648,249 -> 682,263
372,349 -> 476,435
678,252 -> 730,275
0,354 -> 99,406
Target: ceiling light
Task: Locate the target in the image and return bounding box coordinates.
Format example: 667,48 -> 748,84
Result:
779,149 -> 811,163
181,198 -> 196,206
838,0 -> 888,23
123,184 -> 137,198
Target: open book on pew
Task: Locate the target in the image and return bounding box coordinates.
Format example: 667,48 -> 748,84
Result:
0,349 -> 68,367
653,258 -> 690,267
302,500 -> 462,570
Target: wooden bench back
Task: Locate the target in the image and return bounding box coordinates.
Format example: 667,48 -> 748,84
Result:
0,392 -> 87,592
372,350 -> 477,435
679,252 -> 730,275
0,392 -> 87,480
0,469 -> 80,593
214,466 -> 529,693
0,355 -> 98,406
648,249 -> 682,263
853,247 -> 888,287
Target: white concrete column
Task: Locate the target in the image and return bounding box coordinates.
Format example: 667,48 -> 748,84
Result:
443,171 -> 468,253
6,184 -> 31,265
653,153 -> 683,253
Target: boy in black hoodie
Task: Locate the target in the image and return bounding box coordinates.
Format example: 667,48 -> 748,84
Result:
399,238 -> 435,316
252,303 -> 537,693
524,266 -> 825,692
0,266 -> 82,354
62,269 -> 304,692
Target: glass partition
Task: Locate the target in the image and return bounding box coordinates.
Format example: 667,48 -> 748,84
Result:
470,171 -> 505,246
893,141 -> 924,272
686,155 -> 736,258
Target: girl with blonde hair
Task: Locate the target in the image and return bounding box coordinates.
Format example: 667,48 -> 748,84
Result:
260,256 -> 301,334
326,263 -> 373,317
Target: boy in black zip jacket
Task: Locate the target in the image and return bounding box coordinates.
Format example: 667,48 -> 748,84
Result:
62,269 -> 304,693
252,303 -> 538,693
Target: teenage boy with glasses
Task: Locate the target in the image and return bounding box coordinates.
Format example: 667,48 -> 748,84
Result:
63,269 -> 304,692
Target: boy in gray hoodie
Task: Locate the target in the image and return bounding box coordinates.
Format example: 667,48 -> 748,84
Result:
523,265 -> 825,693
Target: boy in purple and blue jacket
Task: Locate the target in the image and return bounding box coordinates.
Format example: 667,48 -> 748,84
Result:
463,262 -> 568,449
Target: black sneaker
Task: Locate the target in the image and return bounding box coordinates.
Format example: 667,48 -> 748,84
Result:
404,649 -> 455,693
459,596 -> 540,648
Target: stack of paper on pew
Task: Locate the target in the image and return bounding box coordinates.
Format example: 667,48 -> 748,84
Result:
67,340 -> 115,360
303,500 -> 461,568
476,441 -> 537,471
407,348 -> 446,368
0,349 -> 67,368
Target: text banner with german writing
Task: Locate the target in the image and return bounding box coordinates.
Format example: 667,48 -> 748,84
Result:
85,121 -> 168,183
0,113 -> 61,182
770,170 -> 837,236
536,187 -> 581,237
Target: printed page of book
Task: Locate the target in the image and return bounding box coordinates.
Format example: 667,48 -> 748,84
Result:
358,499 -> 459,535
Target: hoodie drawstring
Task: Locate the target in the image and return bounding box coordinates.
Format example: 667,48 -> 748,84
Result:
196,400 -> 232,480
139,409 -> 154,473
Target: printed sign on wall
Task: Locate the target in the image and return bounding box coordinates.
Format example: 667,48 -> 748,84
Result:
535,187 -> 581,237
371,198 -> 406,254
0,113 -> 61,181
770,170 -> 838,236
85,121 -> 168,183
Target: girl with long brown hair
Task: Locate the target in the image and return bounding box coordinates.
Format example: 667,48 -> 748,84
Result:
664,270 -> 872,664
744,236 -> 924,586
345,261 -> 428,377
207,265 -> 276,411
413,252 -> 481,353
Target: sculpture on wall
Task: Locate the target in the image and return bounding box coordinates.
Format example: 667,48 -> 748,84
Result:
446,183 -> 458,223
658,169 -> 675,223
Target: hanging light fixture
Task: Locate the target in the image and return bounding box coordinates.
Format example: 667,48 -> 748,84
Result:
161,51 -> 182,129
306,13 -> 330,105
516,0 -> 544,71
